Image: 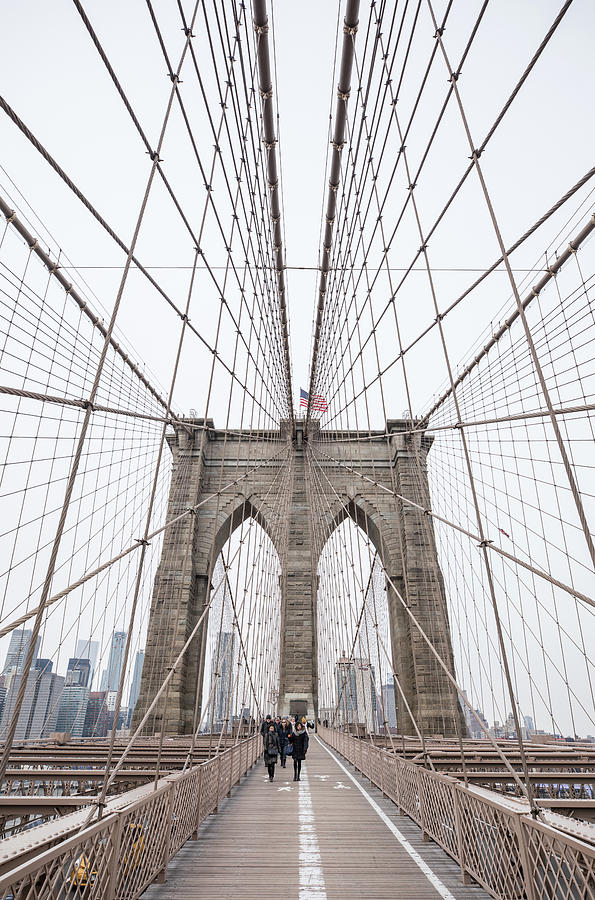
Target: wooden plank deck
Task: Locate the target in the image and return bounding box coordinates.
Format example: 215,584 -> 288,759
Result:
144,735 -> 490,899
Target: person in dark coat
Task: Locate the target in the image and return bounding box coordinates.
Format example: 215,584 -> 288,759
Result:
277,717 -> 292,768
263,724 -> 281,781
288,721 -> 309,781
260,715 -> 273,745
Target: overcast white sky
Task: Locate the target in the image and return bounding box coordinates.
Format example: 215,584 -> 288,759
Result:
0,0 -> 594,736
1,0 -> 593,415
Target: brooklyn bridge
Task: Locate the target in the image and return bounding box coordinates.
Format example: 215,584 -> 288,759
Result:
0,0 -> 593,897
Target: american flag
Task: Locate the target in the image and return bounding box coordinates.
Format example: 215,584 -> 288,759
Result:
300,388 -> 328,412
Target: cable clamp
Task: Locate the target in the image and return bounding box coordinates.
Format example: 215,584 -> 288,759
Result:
268,180 -> 279,192
434,26 -> 444,38
329,181 -> 339,192
477,539 -> 493,548
186,506 -> 196,516
64,283 -> 73,295
136,538 -> 150,546
419,242 -> 428,253
195,246 -> 203,256
48,263 -> 60,274
28,239 -> 39,250
254,23 -> 269,34
408,182 -> 417,192
331,140 -> 346,152
322,243 -> 332,252
567,241 -> 578,254
343,22 -> 358,35
273,242 -> 282,252
181,313 -> 189,323
435,311 -> 444,322
149,150 -> 163,162
469,148 -> 482,161
271,214 -> 281,224
530,285 -> 541,298
5,211 -> 16,224
454,420 -> 463,429
337,88 -> 351,101
325,215 -> 335,225
168,72 -> 182,84
82,400 -> 96,412
260,87 -> 273,100
399,143 -> 406,154
449,71 -> 459,83
263,139 -> 277,150
182,26 -> 195,37
90,799 -> 107,808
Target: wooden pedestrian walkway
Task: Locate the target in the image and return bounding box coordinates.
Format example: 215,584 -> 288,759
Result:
144,735 -> 490,899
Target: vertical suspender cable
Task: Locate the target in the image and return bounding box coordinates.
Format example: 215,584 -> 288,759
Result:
252,0 -> 294,426
307,0 -> 360,431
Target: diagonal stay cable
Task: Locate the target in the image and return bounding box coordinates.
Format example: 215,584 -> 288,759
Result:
0,94 -> 279,425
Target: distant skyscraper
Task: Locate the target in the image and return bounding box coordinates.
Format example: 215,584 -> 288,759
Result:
379,680 -> 397,730
2,629 -> 41,675
56,684 -> 89,738
66,657 -> 91,688
127,650 -> 144,723
0,668 -> 64,740
83,691 -> 109,738
213,633 -> 233,727
75,638 -> 99,684
460,691 -> 489,740
335,657 -> 377,733
100,632 -> 127,693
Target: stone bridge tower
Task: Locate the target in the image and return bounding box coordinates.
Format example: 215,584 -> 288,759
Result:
134,419 -> 463,738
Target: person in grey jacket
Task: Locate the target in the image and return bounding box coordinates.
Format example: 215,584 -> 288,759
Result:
263,724 -> 281,781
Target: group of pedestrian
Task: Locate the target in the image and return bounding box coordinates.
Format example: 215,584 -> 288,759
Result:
260,714 -> 310,782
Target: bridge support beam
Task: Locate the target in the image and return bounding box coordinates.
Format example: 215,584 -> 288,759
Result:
278,428 -> 317,720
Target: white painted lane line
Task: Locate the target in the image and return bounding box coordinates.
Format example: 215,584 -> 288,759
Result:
298,772 -> 327,899
316,736 -> 457,900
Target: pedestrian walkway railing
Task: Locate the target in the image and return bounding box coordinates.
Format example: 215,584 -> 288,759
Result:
0,733 -> 261,900
319,726 -> 595,900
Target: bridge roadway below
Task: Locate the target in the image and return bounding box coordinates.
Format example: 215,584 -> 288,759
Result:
145,735 -> 490,899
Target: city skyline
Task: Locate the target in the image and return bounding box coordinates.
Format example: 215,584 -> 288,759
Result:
0,633 -> 145,742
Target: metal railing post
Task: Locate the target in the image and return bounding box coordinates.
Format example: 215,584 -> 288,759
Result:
213,757 -> 221,814
514,815 -> 537,900
227,747 -> 233,797
396,758 -> 404,815
417,768 -> 429,841
452,785 -> 471,884
106,813 -> 123,900
155,782 -> 175,884
191,767 -> 203,841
